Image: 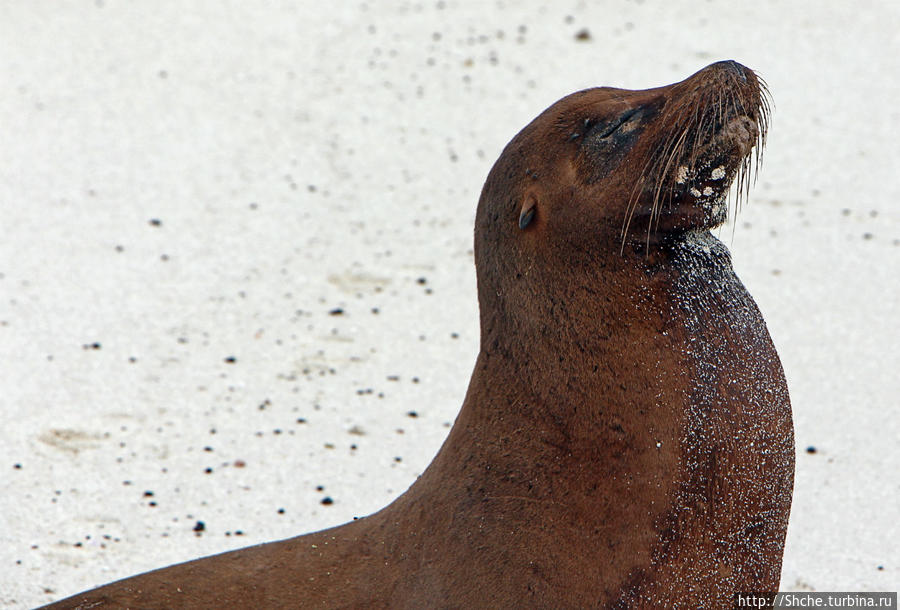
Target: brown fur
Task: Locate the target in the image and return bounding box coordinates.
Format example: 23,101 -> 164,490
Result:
45,61 -> 793,609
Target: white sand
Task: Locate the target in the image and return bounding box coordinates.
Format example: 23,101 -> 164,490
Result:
1,2 -> 897,607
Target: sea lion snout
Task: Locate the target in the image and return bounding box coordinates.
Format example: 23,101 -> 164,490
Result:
615,60 -> 770,237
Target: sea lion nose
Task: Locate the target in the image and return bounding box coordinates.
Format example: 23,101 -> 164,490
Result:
712,60 -> 750,83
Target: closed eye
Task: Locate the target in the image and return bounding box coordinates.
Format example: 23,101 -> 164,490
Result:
593,108 -> 639,139
578,106 -> 648,182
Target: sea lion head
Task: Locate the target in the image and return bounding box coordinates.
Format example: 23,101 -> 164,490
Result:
474,60 -> 769,339
476,60 -> 768,245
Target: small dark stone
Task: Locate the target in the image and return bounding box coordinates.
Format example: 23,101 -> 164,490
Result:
13,463 -> 21,470
328,308 -> 344,316
574,28 -> 592,41
149,218 -> 162,226
407,411 -> 418,418
224,356 -> 237,364
805,446 -> 817,454
193,521 -> 205,532
143,490 -> 154,497
277,508 -> 285,514
321,496 -> 334,505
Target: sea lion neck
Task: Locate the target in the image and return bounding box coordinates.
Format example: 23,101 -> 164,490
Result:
467,229 -> 734,448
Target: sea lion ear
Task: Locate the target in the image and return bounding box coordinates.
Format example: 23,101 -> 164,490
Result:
519,193 -> 537,230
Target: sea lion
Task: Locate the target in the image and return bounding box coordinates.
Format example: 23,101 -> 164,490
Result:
45,60 -> 793,609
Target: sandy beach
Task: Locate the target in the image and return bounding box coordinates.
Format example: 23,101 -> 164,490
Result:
1,2 -> 897,607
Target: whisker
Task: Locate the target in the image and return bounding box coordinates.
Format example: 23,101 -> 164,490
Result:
618,64 -> 769,251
